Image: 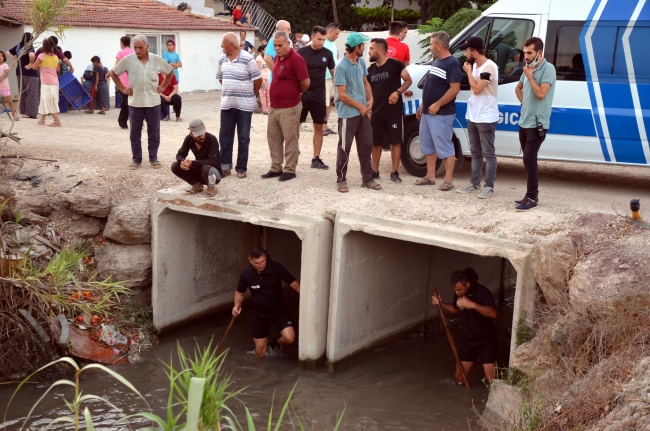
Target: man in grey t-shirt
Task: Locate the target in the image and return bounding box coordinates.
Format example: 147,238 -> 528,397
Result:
514,37 -> 556,211
110,34 -> 173,170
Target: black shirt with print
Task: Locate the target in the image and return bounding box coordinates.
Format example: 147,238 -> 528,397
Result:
367,58 -> 405,118
237,260 -> 297,318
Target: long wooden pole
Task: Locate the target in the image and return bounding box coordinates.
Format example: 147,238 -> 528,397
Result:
215,315 -> 237,357
432,287 -> 470,390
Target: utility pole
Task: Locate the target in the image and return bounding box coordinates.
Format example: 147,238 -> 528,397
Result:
332,0 -> 339,23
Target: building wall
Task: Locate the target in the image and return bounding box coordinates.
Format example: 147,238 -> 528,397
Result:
22,26 -> 239,94
0,26 -> 26,96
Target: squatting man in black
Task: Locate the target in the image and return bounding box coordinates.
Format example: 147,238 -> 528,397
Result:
232,246 -> 301,357
432,269 -> 499,384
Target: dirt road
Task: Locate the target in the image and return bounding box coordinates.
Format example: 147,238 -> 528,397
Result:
2,91 -> 649,242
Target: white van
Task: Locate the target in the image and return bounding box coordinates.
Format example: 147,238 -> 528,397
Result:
399,0 -> 650,176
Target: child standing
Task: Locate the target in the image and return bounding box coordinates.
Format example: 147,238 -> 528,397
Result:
162,39 -> 182,83
0,51 -> 18,120
29,38 -> 61,127
85,56 -> 108,114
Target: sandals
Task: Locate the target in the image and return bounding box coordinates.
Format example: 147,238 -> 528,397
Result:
415,177 -> 435,186
176,117 -> 182,122
237,172 -> 247,179
337,181 -> 349,193
361,180 -> 382,191
150,160 -> 162,169
48,121 -> 61,127
222,169 -> 232,177
129,162 -> 141,170
438,181 -> 454,191
204,186 -> 217,197
38,120 -> 45,125
162,116 -> 170,121
85,110 -> 94,114
186,184 -> 204,194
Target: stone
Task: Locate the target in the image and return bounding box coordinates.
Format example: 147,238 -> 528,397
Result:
481,381 -> 525,428
1,189 -> 51,224
532,236 -> 576,306
95,243 -> 152,290
56,186 -> 111,218
103,201 -> 151,244
511,337 -> 556,379
68,215 -> 102,237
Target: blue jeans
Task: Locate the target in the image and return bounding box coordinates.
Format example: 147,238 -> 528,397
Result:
129,106 -> 161,163
219,108 -> 253,173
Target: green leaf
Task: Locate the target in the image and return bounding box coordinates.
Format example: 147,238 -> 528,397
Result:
81,363 -> 149,408
115,412 -> 174,431
186,377 -> 206,431
273,380 -> 300,431
332,403 -> 347,431
84,407 -> 95,431
43,416 -> 75,430
19,379 -> 76,430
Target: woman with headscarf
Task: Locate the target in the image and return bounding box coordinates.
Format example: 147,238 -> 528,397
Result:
7,32 -> 40,119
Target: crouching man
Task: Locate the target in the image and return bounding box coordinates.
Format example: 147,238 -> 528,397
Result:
233,246 -> 300,357
171,119 -> 222,197
432,269 -> 498,385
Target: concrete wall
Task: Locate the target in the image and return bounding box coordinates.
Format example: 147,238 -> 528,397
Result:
327,211 -> 535,369
151,189 -> 334,366
0,26 -> 25,96
24,26 -> 233,93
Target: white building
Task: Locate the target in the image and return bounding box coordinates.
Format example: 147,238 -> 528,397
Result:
0,0 -> 257,96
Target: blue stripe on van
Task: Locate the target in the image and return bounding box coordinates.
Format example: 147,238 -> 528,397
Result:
454,103 -> 598,137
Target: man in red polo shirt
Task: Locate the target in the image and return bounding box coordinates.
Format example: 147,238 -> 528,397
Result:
261,31 -> 310,182
386,21 -> 410,66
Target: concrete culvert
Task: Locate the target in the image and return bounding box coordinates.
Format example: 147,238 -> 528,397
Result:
327,212 -> 535,370
151,190 -> 333,367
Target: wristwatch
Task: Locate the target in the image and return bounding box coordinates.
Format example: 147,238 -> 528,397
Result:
396,90 -> 402,95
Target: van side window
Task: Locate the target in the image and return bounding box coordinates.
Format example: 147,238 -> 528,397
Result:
554,26 -> 586,81
488,18 -> 535,83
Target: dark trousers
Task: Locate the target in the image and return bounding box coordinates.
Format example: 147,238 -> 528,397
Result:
518,127 -> 547,200
219,108 -> 252,173
118,91 -> 129,128
161,94 -> 182,118
171,162 -> 221,186
129,106 -> 161,164
336,115 -> 373,183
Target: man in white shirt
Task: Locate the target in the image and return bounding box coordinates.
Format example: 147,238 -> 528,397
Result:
455,36 -> 499,199
323,22 -> 341,136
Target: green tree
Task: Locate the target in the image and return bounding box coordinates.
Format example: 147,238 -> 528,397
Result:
427,0 -> 493,20
354,6 -> 420,28
261,0 -> 361,33
417,8 -> 482,58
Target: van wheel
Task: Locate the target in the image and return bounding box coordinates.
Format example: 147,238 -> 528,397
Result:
400,121 -> 443,177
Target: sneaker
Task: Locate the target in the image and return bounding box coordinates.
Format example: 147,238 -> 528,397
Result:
372,171 -> 380,179
478,187 -> 494,199
456,183 -> 480,194
311,157 -> 329,170
515,196 -> 540,204
129,162 -> 141,170
261,170 -> 282,179
326,127 -> 337,135
390,171 -> 402,183
278,172 -> 296,182
322,129 -> 330,136
515,197 -> 538,211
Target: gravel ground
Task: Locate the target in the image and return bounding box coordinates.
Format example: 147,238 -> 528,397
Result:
2,90 -> 649,244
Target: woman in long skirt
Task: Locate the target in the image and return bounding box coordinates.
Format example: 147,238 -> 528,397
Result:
7,32 -> 40,119
29,37 -> 60,127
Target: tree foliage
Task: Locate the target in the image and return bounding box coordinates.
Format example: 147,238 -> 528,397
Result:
261,0 -> 361,33
354,6 -> 420,28
427,0 -> 493,21
417,8 -> 482,58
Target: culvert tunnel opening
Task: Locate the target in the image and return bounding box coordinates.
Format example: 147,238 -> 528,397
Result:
153,209 -> 303,338
327,230 -> 518,372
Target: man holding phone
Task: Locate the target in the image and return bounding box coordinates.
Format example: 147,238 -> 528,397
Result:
514,37 -> 556,211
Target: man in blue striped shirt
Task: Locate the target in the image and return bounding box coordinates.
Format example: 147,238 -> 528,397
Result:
216,32 -> 262,179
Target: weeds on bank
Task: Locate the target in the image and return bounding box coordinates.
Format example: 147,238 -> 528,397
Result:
5,343 -> 346,431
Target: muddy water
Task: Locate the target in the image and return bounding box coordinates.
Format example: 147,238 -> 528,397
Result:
0,297 -> 514,431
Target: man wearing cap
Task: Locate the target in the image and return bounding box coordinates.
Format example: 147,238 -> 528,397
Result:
456,36 -> 499,199
261,31 -> 310,182
171,119 -> 222,197
110,34 -> 174,170
415,31 -> 461,190
334,32 -> 379,193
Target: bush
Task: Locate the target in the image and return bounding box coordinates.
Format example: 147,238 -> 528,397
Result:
261,0 -> 361,34
354,6 -> 421,28
417,8 -> 481,58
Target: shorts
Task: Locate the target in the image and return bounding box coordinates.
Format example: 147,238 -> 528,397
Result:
458,340 -> 498,364
325,79 -> 334,103
0,89 -> 10,97
236,15 -> 248,24
371,116 -> 403,146
251,307 -> 294,339
419,113 -> 455,158
300,99 -> 327,125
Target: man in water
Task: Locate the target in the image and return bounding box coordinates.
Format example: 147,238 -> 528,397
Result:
232,246 -> 301,357
432,269 -> 498,384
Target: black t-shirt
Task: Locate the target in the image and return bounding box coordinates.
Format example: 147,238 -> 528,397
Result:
236,260 -> 297,318
453,282 -> 498,346
8,45 -> 39,78
367,58 -> 405,118
422,55 -> 461,116
297,45 -> 335,102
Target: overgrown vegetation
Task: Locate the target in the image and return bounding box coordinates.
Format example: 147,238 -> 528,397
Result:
354,6 -> 421,28
5,343 -> 345,431
417,8 -> 482,58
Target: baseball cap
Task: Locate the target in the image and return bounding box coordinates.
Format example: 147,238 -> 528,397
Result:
345,32 -> 370,48
458,36 -> 485,51
189,119 -> 206,136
